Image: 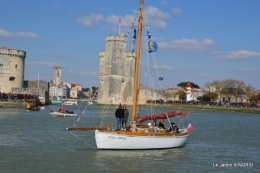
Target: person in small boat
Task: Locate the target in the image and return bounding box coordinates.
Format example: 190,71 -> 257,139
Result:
122,104 -> 129,130
66,110 -> 74,114
158,119 -> 166,129
26,103 -> 31,110
169,123 -> 179,133
115,104 -> 124,130
59,106 -> 65,113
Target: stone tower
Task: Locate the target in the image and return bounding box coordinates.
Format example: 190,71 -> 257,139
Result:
0,47 -> 26,93
53,66 -> 62,86
97,33 -> 136,105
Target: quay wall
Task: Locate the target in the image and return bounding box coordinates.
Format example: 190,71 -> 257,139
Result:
0,101 -> 27,108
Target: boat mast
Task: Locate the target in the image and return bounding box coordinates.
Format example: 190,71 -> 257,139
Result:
132,0 -> 144,120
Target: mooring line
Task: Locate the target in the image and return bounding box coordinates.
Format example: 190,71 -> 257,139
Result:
69,131 -> 97,149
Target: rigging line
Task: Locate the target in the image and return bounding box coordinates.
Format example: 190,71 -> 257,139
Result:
98,104 -> 110,127
151,52 -> 166,106
141,19 -> 156,116
68,116 -> 77,127
165,112 -> 171,128
69,131 -> 97,149
127,7 -> 139,52
143,5 -> 157,102
96,104 -> 109,127
66,102 -> 86,127
72,102 -> 93,127
74,97 -> 85,114
97,104 -> 107,127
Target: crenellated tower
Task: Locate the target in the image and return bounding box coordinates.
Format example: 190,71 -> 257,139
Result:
0,47 -> 26,93
97,33 -> 136,105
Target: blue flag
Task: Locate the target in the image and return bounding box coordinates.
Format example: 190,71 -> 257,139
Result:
147,30 -> 151,39
148,40 -> 158,53
159,77 -> 163,81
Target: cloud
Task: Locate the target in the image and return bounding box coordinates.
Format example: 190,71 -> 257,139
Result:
26,61 -> 65,67
17,32 -> 39,38
145,6 -> 170,19
149,19 -> 168,29
106,6 -> 169,29
161,0 -> 167,5
0,28 -> 16,37
106,14 -> 134,27
218,50 -> 260,60
77,14 -> 104,27
0,28 -> 39,38
145,6 -> 170,29
171,7 -> 182,14
158,38 -> 216,52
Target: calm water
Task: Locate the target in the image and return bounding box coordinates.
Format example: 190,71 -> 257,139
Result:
0,102 -> 259,173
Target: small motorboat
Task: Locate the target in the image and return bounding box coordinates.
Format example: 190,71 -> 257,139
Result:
49,110 -> 77,117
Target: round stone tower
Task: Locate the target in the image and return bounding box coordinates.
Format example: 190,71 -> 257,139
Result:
0,46 -> 26,93
98,33 -> 136,105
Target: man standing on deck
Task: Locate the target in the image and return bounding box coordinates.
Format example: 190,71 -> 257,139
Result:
115,104 -> 124,130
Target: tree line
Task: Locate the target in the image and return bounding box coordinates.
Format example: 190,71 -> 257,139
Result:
175,79 -> 259,102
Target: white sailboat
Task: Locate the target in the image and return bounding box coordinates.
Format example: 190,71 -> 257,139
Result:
68,0 -> 193,149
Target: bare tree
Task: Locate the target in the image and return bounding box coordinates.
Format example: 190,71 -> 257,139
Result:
205,79 -> 254,103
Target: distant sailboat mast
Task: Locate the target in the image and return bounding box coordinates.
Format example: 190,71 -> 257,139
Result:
132,0 -> 144,121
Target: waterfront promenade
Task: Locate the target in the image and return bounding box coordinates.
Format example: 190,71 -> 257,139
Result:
1,100 -> 260,114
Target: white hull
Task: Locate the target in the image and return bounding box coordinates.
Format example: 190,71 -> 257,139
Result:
64,103 -> 77,106
95,130 -> 188,149
50,112 -> 77,117
63,99 -> 77,106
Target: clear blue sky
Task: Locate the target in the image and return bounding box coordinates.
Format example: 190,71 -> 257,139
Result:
1,0 -> 260,90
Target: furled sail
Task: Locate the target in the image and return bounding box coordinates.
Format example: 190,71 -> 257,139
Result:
137,110 -> 192,124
